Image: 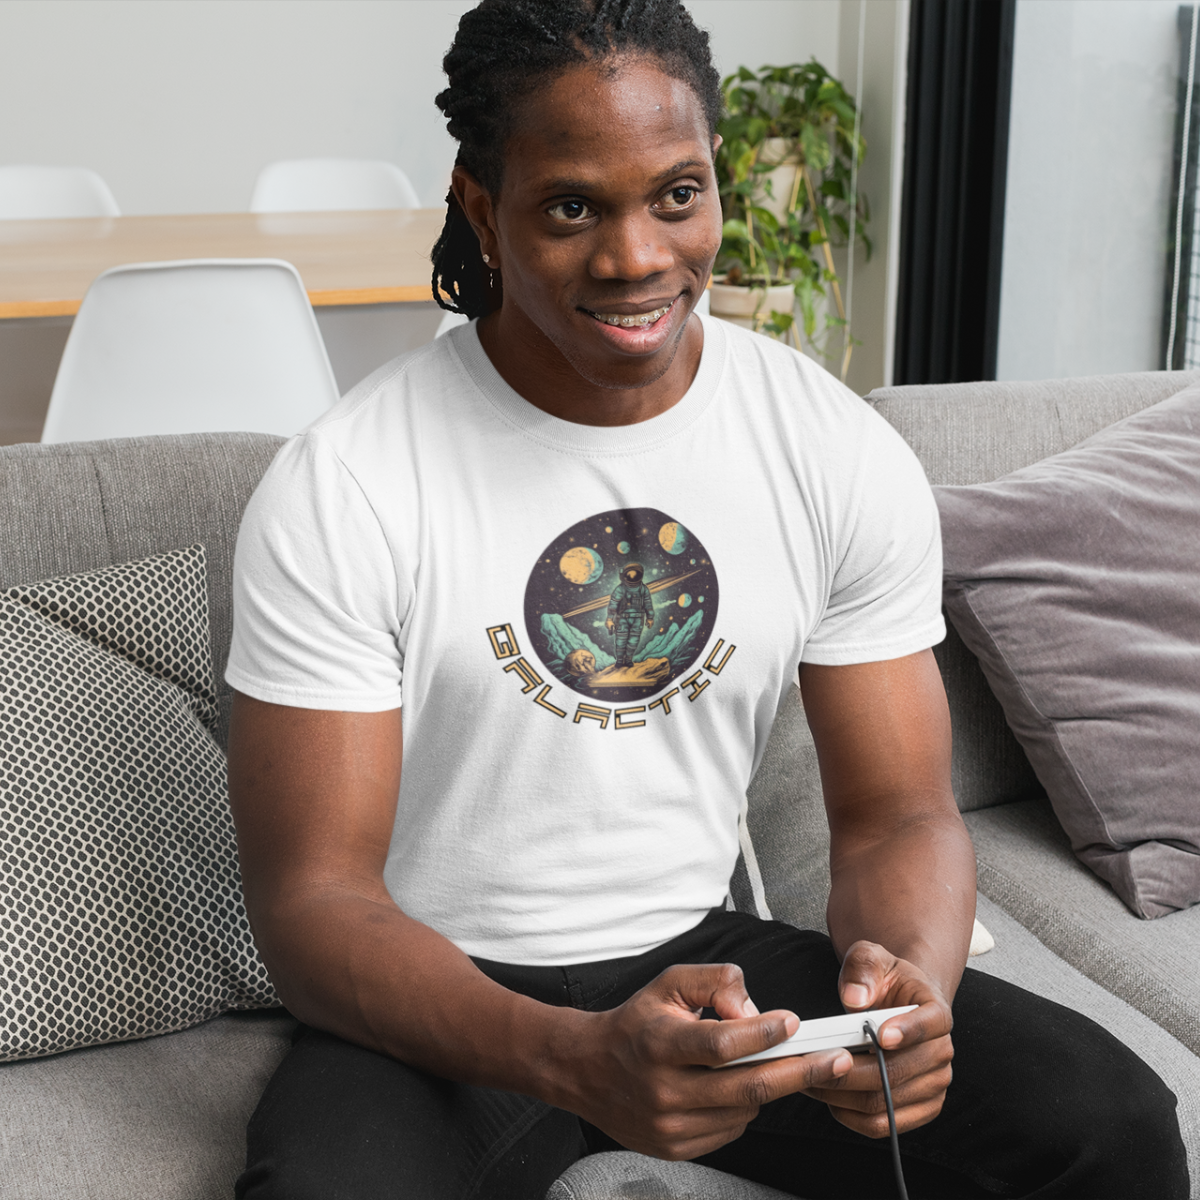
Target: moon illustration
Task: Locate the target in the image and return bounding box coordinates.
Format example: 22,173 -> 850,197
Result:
659,522 -> 687,555
559,546 -> 603,585
564,648 -> 596,676
617,540 -> 631,555
678,593 -> 692,608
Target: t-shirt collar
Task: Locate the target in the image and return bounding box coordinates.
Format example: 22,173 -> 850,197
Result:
451,313 -> 726,457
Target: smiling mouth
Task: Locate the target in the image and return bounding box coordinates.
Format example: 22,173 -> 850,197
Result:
584,302 -> 673,328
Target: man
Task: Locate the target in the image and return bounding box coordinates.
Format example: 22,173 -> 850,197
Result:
226,2 -> 1187,1196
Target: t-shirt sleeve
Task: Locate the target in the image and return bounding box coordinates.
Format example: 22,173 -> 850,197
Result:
801,413 -> 946,666
225,432 -> 408,711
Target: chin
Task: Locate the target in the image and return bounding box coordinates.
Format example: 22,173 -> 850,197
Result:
557,307 -> 696,392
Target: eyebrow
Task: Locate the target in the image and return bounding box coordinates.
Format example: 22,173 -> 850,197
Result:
536,158 -> 709,194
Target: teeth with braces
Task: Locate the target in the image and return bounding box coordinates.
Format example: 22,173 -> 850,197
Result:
591,304 -> 671,328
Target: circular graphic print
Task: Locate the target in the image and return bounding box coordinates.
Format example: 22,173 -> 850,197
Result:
524,507 -> 719,703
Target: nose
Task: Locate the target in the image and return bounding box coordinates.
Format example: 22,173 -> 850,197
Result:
589,211 -> 674,282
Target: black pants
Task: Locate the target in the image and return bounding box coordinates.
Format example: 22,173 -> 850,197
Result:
236,909 -> 1188,1199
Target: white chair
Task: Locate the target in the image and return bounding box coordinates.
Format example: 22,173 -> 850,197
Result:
41,259 -> 339,443
249,158 -> 420,212
0,165 -> 120,219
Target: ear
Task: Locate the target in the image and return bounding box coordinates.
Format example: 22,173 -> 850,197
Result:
452,166 -> 500,268
710,132 -> 723,159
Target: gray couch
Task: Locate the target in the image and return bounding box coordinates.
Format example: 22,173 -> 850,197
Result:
2,369 -> 1198,1199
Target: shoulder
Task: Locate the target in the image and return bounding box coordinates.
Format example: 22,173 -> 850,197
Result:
252,324 -> 475,504
705,316 -> 918,478
706,316 -> 883,432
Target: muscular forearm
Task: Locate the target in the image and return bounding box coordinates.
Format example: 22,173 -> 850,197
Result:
251,881 -> 590,1102
826,813 -> 976,1002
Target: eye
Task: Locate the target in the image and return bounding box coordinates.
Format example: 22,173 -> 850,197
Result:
659,186 -> 698,211
547,199 -> 595,223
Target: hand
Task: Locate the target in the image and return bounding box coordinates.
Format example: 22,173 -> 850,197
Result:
645,617 -> 653,628
606,618 -> 614,632
561,963 -> 853,1161
800,940 -> 954,1138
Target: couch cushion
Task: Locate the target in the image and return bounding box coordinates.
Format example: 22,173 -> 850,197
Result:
937,388 -> 1200,917
546,1151 -> 797,1199
867,369 -> 1200,814
865,369 -> 1200,488
967,800 -> 1200,1056
0,433 -> 283,749
1,546 -> 277,1063
0,1009 -> 296,1200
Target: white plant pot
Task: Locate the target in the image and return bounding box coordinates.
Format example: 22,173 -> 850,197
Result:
757,137 -> 803,225
709,280 -> 796,336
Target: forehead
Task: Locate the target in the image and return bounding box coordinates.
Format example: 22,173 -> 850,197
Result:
503,55 -> 711,191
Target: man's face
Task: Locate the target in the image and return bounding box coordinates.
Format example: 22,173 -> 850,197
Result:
482,55 -> 722,394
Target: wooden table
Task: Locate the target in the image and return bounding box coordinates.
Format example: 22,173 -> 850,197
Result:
0,209 -> 449,444
0,208 -> 447,319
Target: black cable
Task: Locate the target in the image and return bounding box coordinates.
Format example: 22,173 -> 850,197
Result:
864,1020 -> 909,1200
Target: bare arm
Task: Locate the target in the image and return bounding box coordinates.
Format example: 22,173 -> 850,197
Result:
798,649 -> 976,1136
228,691 -> 853,1159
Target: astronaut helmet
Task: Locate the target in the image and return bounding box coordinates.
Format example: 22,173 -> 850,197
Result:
622,562 -> 645,585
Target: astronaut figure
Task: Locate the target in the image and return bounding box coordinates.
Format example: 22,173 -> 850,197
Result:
605,562 -> 655,668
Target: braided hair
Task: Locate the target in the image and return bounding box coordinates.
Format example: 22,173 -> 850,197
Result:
431,0 -> 721,319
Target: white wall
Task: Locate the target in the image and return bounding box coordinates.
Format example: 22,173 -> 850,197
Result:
0,0 -> 841,216
838,0 -> 908,394
996,0 -> 1181,381
0,0 -> 913,419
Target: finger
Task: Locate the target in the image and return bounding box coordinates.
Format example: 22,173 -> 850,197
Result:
804,1054 -> 952,1114
827,1092 -> 948,1139
873,997 -> 953,1051
837,940 -> 896,1011
637,1116 -> 757,1163
703,1048 -> 854,1107
653,962 -> 764,1022
804,1034 -> 952,1096
668,1009 -> 800,1067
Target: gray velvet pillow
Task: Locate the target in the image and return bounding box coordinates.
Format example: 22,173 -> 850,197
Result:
935,387 -> 1200,919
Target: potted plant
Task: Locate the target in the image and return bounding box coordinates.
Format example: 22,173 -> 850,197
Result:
712,61 -> 870,380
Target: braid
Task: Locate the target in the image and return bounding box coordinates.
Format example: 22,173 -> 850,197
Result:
430,0 -> 721,318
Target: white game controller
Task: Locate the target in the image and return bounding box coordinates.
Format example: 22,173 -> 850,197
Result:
718,1005 -> 918,1067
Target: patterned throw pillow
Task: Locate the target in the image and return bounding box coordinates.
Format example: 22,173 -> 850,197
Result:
0,545 -> 278,1063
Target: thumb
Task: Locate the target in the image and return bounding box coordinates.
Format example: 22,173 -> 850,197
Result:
838,940 -> 894,1011
654,962 -> 761,1020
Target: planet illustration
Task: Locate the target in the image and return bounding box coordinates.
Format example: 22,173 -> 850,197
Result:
564,648 -> 597,676
678,593 -> 692,608
617,540 -> 631,555
659,522 -> 687,555
698,595 -> 705,604
605,526 -> 613,533
559,545 -> 603,585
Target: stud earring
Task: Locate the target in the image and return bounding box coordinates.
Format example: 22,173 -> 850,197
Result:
482,253 -> 491,264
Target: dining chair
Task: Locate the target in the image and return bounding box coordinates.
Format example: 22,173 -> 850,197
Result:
249,158 -> 421,212
0,164 -> 120,219
41,259 -> 340,443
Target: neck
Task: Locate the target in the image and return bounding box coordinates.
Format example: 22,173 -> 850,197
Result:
475,307 -> 704,427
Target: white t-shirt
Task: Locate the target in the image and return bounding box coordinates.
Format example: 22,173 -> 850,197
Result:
227,316 -> 944,966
